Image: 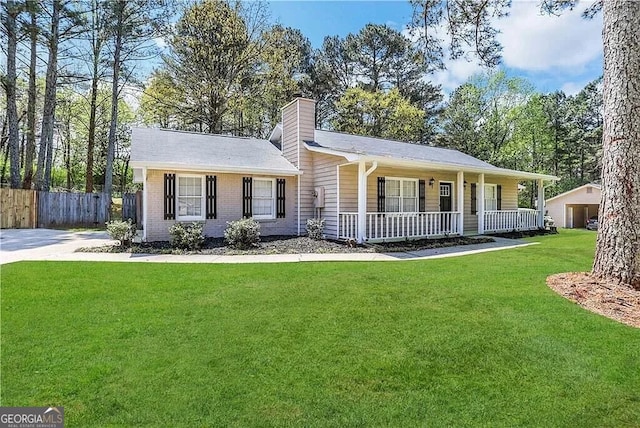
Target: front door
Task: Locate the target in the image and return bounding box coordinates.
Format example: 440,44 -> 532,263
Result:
440,183 -> 453,233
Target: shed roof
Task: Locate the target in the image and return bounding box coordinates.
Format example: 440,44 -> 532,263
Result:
130,127 -> 299,175
546,183 -> 601,203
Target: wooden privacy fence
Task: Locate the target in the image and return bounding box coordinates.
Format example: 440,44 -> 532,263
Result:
0,188 -> 38,228
122,191 -> 142,224
37,191 -> 110,228
1,189 -> 111,229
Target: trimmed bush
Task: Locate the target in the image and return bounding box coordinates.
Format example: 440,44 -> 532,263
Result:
306,218 -> 325,240
106,219 -> 136,247
169,222 -> 205,250
224,218 -> 261,249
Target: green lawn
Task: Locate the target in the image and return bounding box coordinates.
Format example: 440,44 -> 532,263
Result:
2,230 -> 639,427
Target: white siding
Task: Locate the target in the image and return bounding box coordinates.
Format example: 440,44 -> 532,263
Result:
546,185 -> 601,228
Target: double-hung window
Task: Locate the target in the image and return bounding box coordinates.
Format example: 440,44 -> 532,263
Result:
484,184 -> 497,211
252,178 -> 275,219
385,178 -> 418,213
177,176 -> 204,220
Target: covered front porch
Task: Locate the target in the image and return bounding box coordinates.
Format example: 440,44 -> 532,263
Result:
335,160 -> 550,243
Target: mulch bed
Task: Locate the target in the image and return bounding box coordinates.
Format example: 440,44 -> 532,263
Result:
489,229 -> 558,239
366,236 -> 494,253
78,235 -> 495,256
547,272 -> 640,328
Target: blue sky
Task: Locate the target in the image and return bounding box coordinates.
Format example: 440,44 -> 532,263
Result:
267,1 -> 604,95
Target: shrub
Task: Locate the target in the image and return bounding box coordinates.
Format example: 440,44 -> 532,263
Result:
224,218 -> 261,249
106,219 -> 137,247
169,222 -> 205,250
306,218 -> 325,240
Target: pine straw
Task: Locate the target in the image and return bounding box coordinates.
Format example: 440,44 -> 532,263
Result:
547,272 -> 640,328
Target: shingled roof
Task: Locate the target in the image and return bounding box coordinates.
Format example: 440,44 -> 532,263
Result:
305,129 -> 556,180
130,128 -> 299,175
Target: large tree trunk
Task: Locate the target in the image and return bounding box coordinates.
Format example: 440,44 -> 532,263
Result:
86,74 -> 99,193
22,5 -> 38,189
4,0 -> 21,189
35,0 -> 60,191
104,3 -> 123,198
85,0 -> 103,193
593,0 -> 640,289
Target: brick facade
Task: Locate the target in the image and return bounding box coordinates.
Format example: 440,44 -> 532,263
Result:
145,169 -> 298,241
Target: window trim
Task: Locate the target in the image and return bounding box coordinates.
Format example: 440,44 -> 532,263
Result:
252,177 -> 276,220
176,174 -> 206,221
484,183 -> 498,211
385,177 -> 419,213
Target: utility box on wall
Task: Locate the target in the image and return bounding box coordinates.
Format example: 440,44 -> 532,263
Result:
314,187 -> 325,208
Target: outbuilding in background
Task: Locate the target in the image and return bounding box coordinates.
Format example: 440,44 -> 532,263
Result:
545,183 -> 601,228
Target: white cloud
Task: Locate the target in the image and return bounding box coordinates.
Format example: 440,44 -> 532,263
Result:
496,1 -> 602,72
431,58 -> 487,93
153,37 -> 168,49
560,81 -> 586,96
408,1 -> 603,93
402,25 -> 488,92
385,20 -> 399,29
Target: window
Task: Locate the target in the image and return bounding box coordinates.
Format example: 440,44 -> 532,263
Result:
385,178 -> 418,213
252,178 -> 275,219
177,176 -> 204,220
484,184 -> 497,210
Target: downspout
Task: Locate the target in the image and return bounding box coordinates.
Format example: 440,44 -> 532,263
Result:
142,167 -> 148,242
539,180 -> 554,228
478,173 -> 485,234
336,164 -> 341,240
357,160 -> 378,243
365,161 -> 378,178
297,101 -> 301,236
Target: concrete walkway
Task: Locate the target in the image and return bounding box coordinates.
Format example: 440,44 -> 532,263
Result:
0,229 -> 536,265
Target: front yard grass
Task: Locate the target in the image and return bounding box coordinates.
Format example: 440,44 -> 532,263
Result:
2,230 -> 639,426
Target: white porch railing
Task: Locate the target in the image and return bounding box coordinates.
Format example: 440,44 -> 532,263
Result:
339,212 -> 461,242
339,212 -> 359,241
484,209 -> 540,233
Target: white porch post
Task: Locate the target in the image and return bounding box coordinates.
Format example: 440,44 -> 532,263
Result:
478,173 -> 485,234
357,161 -> 367,243
457,171 -> 464,235
537,178 -> 545,228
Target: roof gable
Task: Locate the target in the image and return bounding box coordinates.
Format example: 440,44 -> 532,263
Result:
546,183 -> 601,203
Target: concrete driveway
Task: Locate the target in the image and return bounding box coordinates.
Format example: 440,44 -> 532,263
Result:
0,228 -> 116,265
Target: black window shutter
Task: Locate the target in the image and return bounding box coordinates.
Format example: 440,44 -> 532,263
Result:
242,177 -> 252,218
419,179 -> 426,212
497,184 -> 502,210
276,178 -> 286,218
164,173 -> 175,220
471,183 -> 477,215
206,175 -> 217,219
377,177 -> 385,212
